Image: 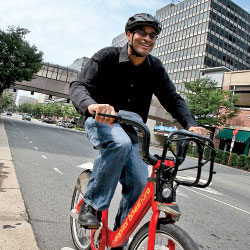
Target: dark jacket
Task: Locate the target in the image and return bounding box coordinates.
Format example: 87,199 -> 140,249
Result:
70,43 -> 197,129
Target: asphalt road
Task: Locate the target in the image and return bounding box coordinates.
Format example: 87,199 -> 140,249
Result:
3,115 -> 250,250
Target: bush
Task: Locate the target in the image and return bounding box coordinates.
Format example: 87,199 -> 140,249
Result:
187,144 -> 198,158
236,154 -> 248,169
229,153 -> 238,167
203,147 -> 211,160
221,151 -> 230,165
213,149 -> 250,170
245,156 -> 250,170
215,149 -> 224,164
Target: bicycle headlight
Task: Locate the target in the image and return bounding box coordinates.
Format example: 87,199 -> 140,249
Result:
162,187 -> 172,199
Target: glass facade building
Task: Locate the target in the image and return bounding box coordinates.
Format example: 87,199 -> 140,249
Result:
111,0 -> 250,91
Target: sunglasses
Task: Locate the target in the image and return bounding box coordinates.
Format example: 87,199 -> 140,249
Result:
135,29 -> 158,40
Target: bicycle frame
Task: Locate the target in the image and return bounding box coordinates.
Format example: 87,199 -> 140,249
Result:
75,159 -> 175,250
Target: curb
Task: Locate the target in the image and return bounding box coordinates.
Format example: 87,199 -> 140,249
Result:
0,117 -> 39,250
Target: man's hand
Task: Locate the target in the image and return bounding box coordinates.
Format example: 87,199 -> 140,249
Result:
188,126 -> 208,137
88,104 -> 116,125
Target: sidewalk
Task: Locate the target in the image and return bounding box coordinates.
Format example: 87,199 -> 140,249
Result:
0,117 -> 39,250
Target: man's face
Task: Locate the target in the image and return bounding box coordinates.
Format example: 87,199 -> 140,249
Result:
127,26 -> 157,57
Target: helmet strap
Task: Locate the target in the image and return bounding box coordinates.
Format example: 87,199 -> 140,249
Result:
128,33 -> 144,58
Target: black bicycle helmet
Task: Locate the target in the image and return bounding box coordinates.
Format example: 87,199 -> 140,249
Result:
125,13 -> 162,35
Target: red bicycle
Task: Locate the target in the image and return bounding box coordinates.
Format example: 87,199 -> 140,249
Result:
70,111 -> 216,250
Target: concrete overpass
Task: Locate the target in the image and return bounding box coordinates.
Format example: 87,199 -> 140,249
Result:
15,63 -> 78,99
15,62 -> 173,123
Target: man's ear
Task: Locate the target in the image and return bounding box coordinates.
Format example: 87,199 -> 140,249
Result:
126,31 -> 132,42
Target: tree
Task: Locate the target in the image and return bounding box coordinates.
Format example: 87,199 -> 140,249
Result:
0,26 -> 43,111
18,103 -> 33,114
50,102 -> 63,117
63,104 -> 78,119
182,77 -> 240,128
32,103 -> 43,118
2,90 -> 14,111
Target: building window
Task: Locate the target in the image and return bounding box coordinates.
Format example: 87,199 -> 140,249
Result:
232,86 -> 250,108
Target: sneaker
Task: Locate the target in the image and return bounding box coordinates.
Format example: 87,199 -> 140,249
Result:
78,202 -> 99,229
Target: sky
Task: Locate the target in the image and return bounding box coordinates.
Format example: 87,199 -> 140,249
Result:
1,0 -> 249,100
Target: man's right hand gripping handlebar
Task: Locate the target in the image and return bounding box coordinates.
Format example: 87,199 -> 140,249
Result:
88,104 -> 117,125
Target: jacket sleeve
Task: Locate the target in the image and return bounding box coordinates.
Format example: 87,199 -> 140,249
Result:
69,55 -> 98,116
153,60 -> 197,129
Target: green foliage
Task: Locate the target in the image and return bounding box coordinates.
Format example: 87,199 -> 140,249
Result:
229,153 -> 238,167
215,149 -> 224,164
42,102 -> 63,117
182,77 -> 240,127
203,147 -> 210,160
31,103 -> 43,118
18,103 -> 33,114
245,157 -> 250,170
221,151 -> 230,165
0,26 -> 43,110
236,155 -> 248,169
184,143 -> 250,171
63,104 -> 79,119
2,90 -> 14,111
17,102 -> 79,120
214,149 -> 250,170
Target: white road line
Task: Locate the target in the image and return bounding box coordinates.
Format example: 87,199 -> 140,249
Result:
34,147 -> 38,150
177,190 -> 190,198
75,162 -> 94,169
183,186 -> 250,215
177,175 -> 209,184
10,121 -> 16,127
29,141 -> 32,144
41,155 -> 48,159
54,168 -> 63,175
177,175 -> 223,195
25,137 -> 28,139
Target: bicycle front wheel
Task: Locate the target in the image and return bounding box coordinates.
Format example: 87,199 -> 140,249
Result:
128,223 -> 199,250
70,170 -> 92,250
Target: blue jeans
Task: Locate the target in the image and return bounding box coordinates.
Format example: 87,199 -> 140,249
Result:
84,117 -> 148,230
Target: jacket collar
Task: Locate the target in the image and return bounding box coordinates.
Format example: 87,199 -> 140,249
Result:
119,43 -> 152,67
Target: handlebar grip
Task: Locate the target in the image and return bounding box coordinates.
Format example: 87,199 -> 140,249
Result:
92,111 -> 96,119
91,111 -> 120,122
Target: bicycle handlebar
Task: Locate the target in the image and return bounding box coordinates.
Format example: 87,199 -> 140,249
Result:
92,110 -> 216,188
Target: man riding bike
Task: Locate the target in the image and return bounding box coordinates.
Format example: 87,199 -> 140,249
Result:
70,13 -> 207,250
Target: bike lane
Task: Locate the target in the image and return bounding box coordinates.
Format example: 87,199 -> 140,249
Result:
0,117 -> 39,250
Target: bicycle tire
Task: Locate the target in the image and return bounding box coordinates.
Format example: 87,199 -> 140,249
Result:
70,170 -> 92,250
128,223 -> 199,250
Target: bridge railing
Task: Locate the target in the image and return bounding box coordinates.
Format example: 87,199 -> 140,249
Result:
37,62 -> 79,83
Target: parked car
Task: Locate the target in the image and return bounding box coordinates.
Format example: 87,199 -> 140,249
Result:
22,113 -> 31,121
42,117 -> 54,124
62,121 -> 76,128
56,120 -> 64,126
6,111 -> 12,116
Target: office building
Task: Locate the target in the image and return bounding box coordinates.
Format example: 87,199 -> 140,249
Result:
18,96 -> 36,106
112,0 -> 250,91
69,57 -> 90,72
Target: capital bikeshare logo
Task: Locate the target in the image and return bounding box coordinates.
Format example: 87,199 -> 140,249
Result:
114,188 -> 150,242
